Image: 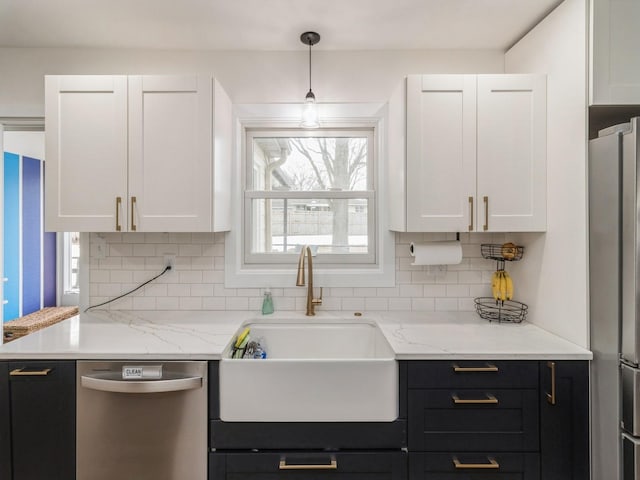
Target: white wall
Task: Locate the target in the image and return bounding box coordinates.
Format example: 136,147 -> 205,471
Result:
3,131 -> 45,160
505,0 -> 589,347
0,47 -> 504,116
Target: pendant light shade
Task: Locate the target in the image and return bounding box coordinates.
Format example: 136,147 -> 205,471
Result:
300,31 -> 320,128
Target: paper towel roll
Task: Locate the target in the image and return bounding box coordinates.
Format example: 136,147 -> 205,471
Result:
409,241 -> 462,266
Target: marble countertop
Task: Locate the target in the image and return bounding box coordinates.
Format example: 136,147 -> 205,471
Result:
0,309 -> 592,360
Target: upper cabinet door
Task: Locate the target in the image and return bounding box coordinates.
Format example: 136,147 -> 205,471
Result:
406,75 -> 477,232
45,75 -> 128,232
128,75 -> 212,232
476,75 -> 547,232
591,0 -> 640,104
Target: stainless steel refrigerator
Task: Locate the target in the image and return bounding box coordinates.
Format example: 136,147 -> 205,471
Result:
590,117 -> 640,480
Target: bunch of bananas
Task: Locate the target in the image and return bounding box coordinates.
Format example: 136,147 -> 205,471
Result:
491,270 -> 514,303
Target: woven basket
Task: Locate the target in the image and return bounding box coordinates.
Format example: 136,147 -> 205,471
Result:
4,306 -> 79,342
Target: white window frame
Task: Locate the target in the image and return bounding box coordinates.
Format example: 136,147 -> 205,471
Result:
244,128 -> 376,265
225,103 -> 395,288
57,232 -> 80,306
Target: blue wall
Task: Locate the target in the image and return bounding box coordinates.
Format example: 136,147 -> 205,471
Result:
3,152 -> 20,321
3,152 -> 55,322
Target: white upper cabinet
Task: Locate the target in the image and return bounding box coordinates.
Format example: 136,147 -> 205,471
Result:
389,74 -> 547,232
591,0 -> 640,105
405,75 -> 477,232
476,75 -> 547,232
128,75 -> 212,232
45,74 -> 232,232
45,75 -> 128,232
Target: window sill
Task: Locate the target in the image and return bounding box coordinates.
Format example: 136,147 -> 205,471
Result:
224,259 -> 395,289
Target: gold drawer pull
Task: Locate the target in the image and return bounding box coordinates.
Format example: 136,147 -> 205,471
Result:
452,393 -> 498,404
452,363 -> 498,373
468,196 -> 474,231
453,456 -> 500,469
10,368 -> 52,377
279,458 -> 337,470
546,361 -> 556,405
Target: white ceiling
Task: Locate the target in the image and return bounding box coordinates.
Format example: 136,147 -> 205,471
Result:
0,0 -> 562,51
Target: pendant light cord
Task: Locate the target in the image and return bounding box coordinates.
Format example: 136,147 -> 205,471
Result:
308,41 -> 312,93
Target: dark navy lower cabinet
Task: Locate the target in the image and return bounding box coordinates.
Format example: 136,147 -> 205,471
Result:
408,388 -> 539,452
210,451 -> 407,480
0,362 -> 11,480
406,360 -> 589,480
410,452 -> 540,480
539,360 -> 589,480
1,360 -> 76,480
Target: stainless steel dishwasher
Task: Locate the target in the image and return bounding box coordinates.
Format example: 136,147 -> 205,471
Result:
77,360 -> 207,480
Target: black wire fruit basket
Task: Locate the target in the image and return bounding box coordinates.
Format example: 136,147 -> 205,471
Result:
480,243 -> 524,262
474,297 -> 528,323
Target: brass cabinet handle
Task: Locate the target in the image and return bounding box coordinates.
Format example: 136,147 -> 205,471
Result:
279,458 -> 337,470
115,197 -> 122,232
452,393 -> 498,404
452,363 -> 498,373
10,368 -> 52,377
453,456 -> 500,469
546,361 -> 556,405
483,195 -> 489,231
130,196 -> 137,231
468,196 -> 474,231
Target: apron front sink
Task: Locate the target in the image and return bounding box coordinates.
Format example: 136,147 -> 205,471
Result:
219,319 -> 398,422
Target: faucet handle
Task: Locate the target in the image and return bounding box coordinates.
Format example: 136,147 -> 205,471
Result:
312,287 -> 323,305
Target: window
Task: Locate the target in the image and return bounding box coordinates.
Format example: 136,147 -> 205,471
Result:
224,103 -> 395,288
245,129 -> 375,265
63,232 -> 80,294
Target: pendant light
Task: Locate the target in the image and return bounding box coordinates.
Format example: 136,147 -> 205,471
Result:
300,31 -> 321,128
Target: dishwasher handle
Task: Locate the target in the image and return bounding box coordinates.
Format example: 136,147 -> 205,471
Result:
81,373 -> 202,394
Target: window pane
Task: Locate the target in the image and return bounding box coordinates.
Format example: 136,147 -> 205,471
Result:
65,232 -> 80,293
252,137 -> 368,191
251,198 -> 369,254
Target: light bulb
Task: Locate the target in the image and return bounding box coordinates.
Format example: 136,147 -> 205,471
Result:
300,90 -> 320,128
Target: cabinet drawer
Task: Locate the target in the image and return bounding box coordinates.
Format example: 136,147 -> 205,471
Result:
210,451 -> 407,480
210,419 -> 407,450
408,389 -> 539,451
408,361 -> 538,389
410,452 -> 540,480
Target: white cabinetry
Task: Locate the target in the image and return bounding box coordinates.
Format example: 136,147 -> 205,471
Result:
590,0 -> 640,105
476,75 -> 547,232
45,76 -> 128,232
389,74 -> 546,233
45,74 -> 232,232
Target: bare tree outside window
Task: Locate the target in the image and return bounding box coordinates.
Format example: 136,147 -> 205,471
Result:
246,130 -> 375,264
287,138 -> 367,251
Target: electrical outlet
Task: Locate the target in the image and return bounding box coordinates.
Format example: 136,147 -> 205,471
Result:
163,254 -> 176,269
94,235 -> 107,259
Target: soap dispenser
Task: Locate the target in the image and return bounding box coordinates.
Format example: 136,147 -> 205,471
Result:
262,290 -> 274,315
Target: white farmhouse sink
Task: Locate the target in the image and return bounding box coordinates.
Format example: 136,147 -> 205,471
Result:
219,319 -> 398,422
